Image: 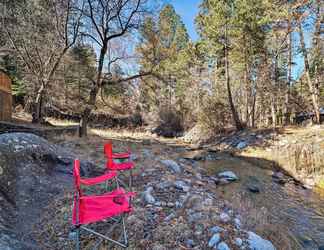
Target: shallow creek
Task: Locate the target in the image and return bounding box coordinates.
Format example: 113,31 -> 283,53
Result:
202,154 -> 324,250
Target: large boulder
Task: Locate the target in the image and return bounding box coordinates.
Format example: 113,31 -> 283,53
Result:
0,133 -> 92,249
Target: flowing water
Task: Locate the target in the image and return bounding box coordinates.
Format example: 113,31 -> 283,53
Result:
202,154 -> 324,250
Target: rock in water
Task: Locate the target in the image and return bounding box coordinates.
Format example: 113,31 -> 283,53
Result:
236,141 -> 248,149
160,159 -> 182,173
247,231 -> 276,250
248,184 -> 260,193
218,171 -> 238,181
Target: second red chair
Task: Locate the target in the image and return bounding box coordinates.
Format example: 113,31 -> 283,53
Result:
104,142 -> 135,190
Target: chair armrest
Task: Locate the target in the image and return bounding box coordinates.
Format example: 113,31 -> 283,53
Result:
112,152 -> 131,159
80,171 -> 117,186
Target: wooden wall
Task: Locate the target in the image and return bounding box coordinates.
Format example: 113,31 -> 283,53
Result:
0,71 -> 12,121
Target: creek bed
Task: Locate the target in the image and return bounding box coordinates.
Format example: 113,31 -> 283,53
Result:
203,154 -> 324,250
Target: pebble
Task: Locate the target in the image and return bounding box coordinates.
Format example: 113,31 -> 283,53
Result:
217,241 -> 231,250
174,180 -> 190,192
143,187 -> 156,204
220,212 -> 231,223
164,213 -> 176,221
218,171 -> 238,181
236,141 -> 248,149
160,159 -> 182,173
234,218 -> 241,229
247,231 -> 276,250
235,238 -> 243,246
185,239 -> 195,248
248,184 -> 260,193
208,233 -> 221,247
210,225 -> 224,233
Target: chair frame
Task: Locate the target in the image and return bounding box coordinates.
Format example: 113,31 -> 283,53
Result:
72,160 -> 133,250
104,143 -> 134,192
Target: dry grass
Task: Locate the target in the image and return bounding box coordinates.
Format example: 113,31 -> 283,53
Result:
241,125 -> 324,188
47,118 -> 79,126
91,128 -> 153,141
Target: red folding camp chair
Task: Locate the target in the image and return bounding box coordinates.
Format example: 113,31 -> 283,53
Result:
72,159 -> 135,249
104,142 -> 135,191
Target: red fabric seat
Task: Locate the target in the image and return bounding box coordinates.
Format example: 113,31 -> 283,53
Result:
72,160 -> 134,225
72,188 -> 133,225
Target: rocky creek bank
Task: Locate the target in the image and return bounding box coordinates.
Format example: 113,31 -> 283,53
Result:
0,132 -> 280,250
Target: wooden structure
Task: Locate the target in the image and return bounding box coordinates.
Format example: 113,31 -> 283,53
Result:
0,70 -> 12,121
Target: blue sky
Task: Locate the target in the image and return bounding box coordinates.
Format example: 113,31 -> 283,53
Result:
169,0 -> 200,41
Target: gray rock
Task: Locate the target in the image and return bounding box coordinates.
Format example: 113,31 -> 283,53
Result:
220,212 -> 231,223
235,238 -> 243,246
174,180 -> 190,192
164,212 -> 176,221
234,218 -> 241,229
236,141 -> 248,149
143,187 -> 156,204
210,226 -> 224,233
217,242 -> 230,250
130,154 -> 138,161
0,232 -> 26,250
208,233 -> 221,247
175,201 -> 182,208
247,231 -> 276,250
188,212 -> 203,223
218,171 -> 238,181
185,239 -> 195,248
248,184 -> 260,193
142,149 -> 152,158
160,159 -> 182,173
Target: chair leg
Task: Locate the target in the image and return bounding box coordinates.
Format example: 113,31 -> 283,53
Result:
121,215 -> 128,247
76,226 -> 80,250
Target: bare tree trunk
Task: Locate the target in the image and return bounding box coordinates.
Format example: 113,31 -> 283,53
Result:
243,35 -> 250,125
284,15 -> 292,125
298,21 -> 320,123
224,21 -> 243,131
251,89 -> 256,128
271,97 -> 276,127
33,83 -> 45,123
79,41 -> 107,137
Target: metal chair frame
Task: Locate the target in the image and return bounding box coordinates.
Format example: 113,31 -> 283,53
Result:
72,160 -> 132,250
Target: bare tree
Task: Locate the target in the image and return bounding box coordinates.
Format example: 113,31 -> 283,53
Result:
79,0 -> 151,136
2,0 -> 83,123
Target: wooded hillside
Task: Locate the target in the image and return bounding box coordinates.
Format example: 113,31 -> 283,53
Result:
0,0 -> 323,137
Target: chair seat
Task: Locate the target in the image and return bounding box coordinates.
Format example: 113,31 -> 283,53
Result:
107,161 -> 134,171
73,188 -> 133,225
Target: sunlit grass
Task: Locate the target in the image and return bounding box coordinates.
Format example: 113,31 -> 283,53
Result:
47,118 -> 79,126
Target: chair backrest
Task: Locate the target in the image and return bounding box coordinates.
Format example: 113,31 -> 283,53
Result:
73,159 -> 82,195
104,142 -> 114,168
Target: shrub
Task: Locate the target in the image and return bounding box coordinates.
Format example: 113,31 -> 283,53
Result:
152,105 -> 184,137
198,96 -> 231,135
